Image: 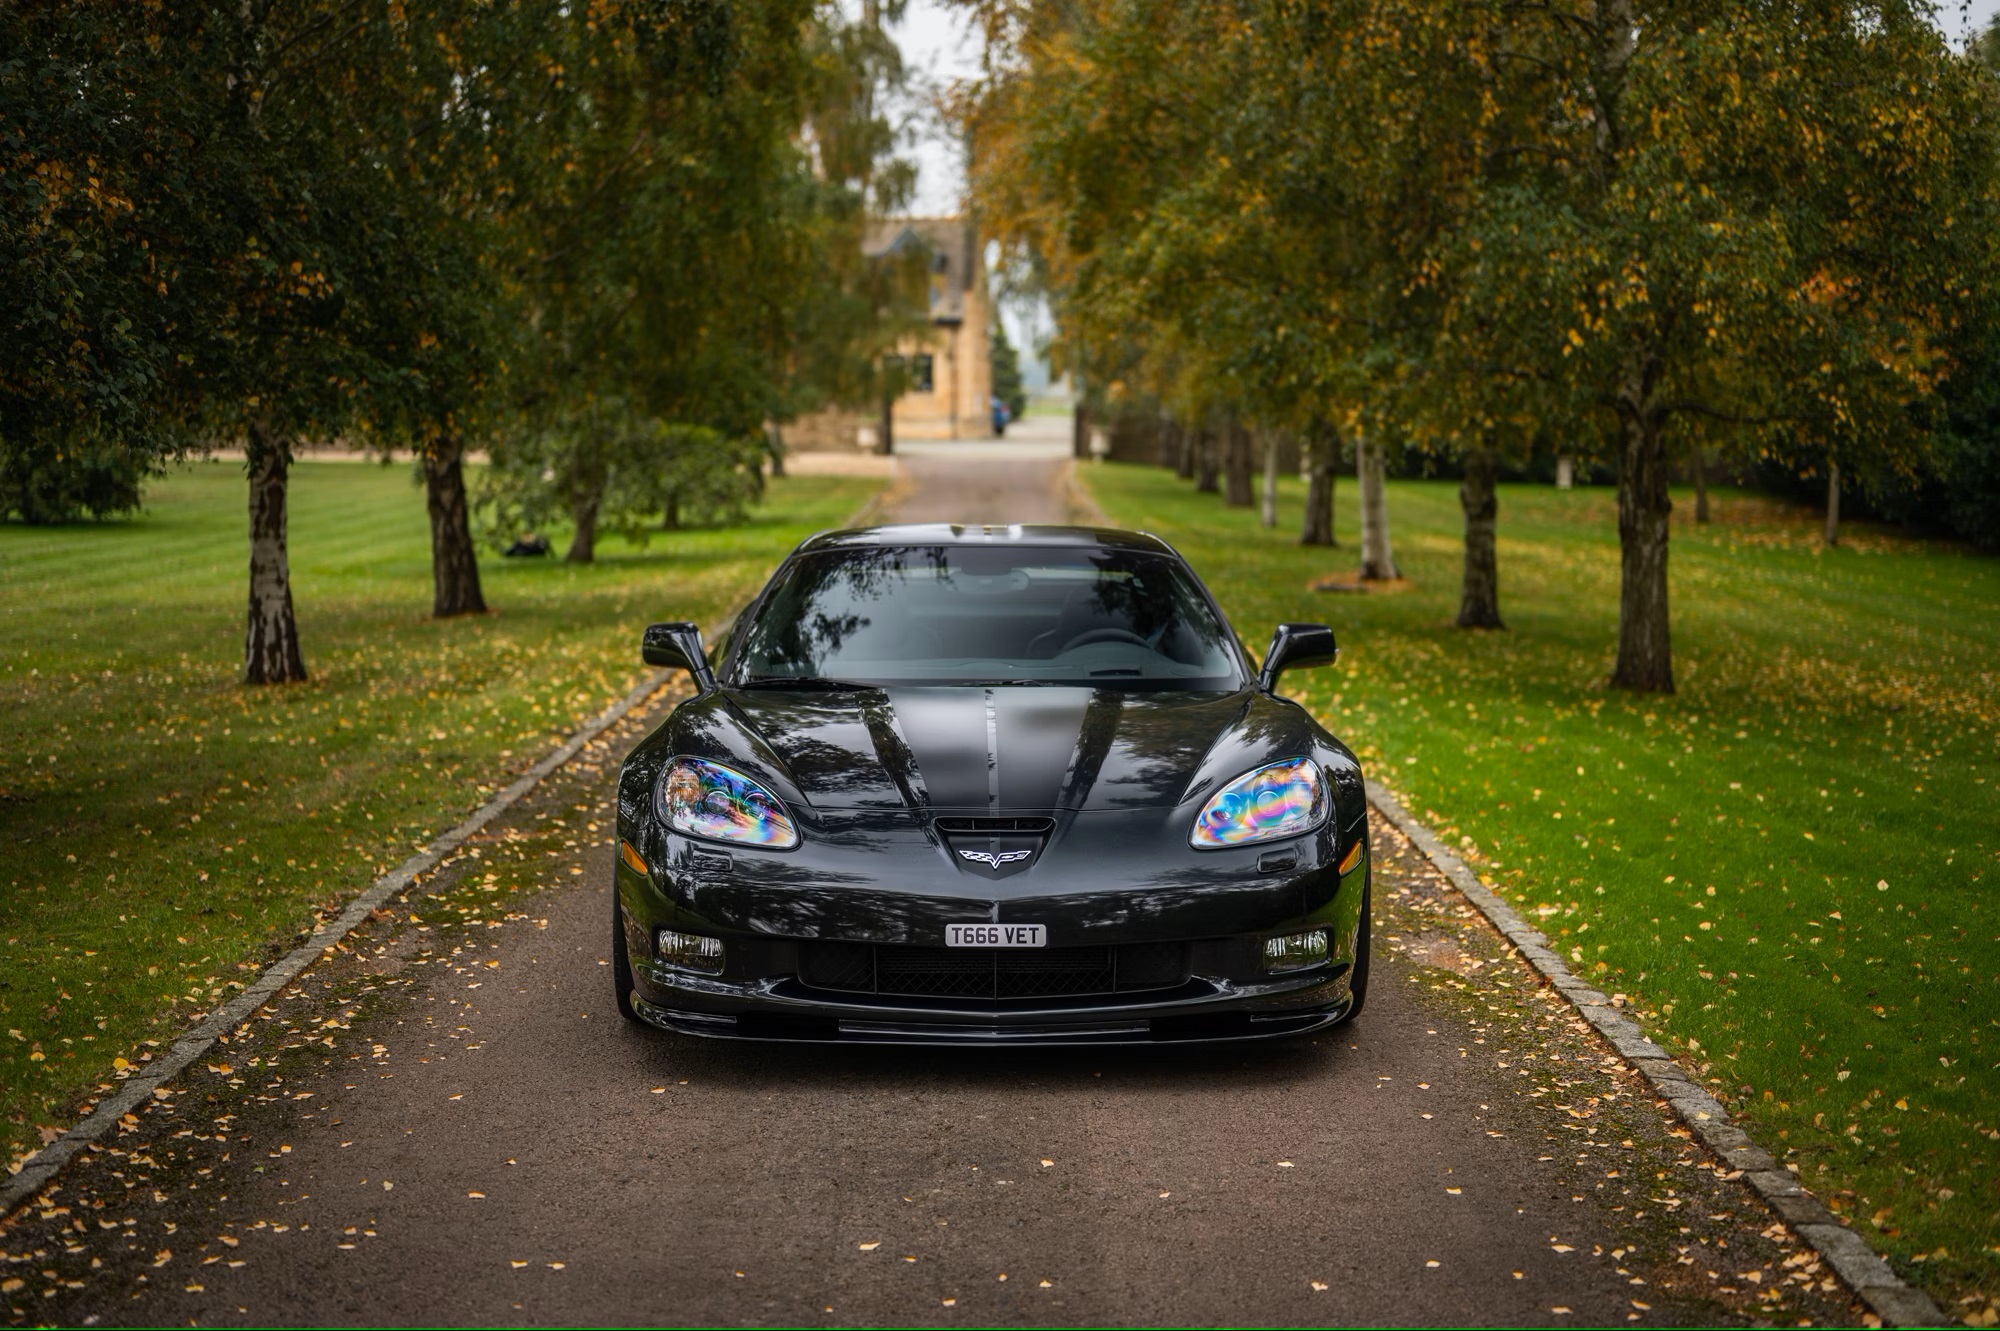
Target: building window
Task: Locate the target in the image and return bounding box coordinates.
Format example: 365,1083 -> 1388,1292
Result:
909,353 -> 934,394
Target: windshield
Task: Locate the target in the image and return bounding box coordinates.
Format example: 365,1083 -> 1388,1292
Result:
730,545 -> 1245,690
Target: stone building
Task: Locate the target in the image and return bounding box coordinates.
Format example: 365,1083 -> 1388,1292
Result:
865,217 -> 993,441
786,217 -> 994,452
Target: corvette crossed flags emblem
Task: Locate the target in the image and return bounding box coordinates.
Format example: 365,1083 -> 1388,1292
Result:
958,849 -> 1033,868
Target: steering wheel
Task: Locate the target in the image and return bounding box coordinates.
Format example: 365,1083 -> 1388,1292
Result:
1060,626 -> 1152,653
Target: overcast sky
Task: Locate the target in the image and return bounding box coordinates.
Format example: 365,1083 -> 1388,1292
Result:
888,0 -> 982,216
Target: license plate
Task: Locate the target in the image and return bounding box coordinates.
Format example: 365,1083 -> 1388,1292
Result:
945,923 -> 1046,948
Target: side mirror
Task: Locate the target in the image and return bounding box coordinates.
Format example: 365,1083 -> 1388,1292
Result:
1258,623 -> 1338,693
642,621 -> 716,691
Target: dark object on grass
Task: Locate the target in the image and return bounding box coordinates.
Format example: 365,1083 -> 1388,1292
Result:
610,523 -> 1370,1047
503,532 -> 551,557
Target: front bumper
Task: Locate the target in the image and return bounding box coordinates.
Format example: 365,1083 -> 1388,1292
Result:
615,805 -> 1370,1045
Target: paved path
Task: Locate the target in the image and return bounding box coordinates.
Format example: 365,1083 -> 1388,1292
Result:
2,447 -> 1857,1327
881,424 -> 1087,527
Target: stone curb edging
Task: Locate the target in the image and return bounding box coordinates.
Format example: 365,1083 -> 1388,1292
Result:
0,667 -> 674,1221
1365,779 -> 1946,1329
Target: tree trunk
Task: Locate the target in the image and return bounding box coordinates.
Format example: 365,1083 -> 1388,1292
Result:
243,421 -> 307,684
768,421 -> 787,479
423,436 -> 487,618
1691,446 -> 1709,524
1824,461 -> 1840,546
1457,443 -> 1503,629
879,393 -> 895,457
1222,420 -> 1253,506
1259,430 -> 1279,528
1158,414 -> 1178,469
1194,428 -> 1219,493
1357,433 -> 1399,580
1555,455 -> 1575,490
1176,420 -> 1196,480
1300,430 -> 1337,546
1072,403 -> 1088,460
566,491 -> 600,563
1611,408 -> 1674,693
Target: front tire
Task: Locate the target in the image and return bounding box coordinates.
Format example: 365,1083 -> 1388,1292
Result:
611,893 -> 640,1024
1344,870 -> 1372,1022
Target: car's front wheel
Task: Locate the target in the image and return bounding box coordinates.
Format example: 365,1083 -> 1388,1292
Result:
1344,873 -> 1372,1022
611,894 -> 640,1024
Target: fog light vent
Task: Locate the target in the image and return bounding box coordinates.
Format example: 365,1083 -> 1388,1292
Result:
657,929 -> 724,973
1263,928 -> 1328,973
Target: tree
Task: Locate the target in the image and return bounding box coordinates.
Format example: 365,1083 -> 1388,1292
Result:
991,318 -> 1028,422
1457,440 -> 1503,629
1299,427 -> 1339,547
482,408 -> 762,561
0,8 -> 194,523
1444,0 -> 1994,691
965,0 -> 1995,694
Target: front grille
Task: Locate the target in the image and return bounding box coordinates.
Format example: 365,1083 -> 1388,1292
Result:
800,941 -> 1189,1002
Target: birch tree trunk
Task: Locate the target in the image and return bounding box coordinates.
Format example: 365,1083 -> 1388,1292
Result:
1357,433 -> 1399,580
1259,430 -> 1279,527
424,436 -> 487,618
768,421 -> 787,479
1611,402 -> 1674,693
243,420 -> 307,684
1194,427 -> 1219,493
1300,430 -> 1337,546
1456,444 -> 1503,628
1222,419 -> 1254,506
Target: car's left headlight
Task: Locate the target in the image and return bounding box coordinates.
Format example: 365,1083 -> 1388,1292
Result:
656,757 -> 799,849
1190,757 -> 1327,849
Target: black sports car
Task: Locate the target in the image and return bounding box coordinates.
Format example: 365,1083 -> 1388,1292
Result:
610,524 -> 1371,1045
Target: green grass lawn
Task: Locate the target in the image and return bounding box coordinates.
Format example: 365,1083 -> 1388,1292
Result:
1081,462 -> 1999,1302
0,460 -> 878,1175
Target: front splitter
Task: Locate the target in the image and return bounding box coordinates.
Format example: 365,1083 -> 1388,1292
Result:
630,993 -> 1351,1046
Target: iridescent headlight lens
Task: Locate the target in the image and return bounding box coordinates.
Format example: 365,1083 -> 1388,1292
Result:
1190,757 -> 1326,849
656,758 -> 798,849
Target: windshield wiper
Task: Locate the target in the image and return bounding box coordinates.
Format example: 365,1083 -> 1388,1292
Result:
958,678 -> 1054,687
738,675 -> 875,692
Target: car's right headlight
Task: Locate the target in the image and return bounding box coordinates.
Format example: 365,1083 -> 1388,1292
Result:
655,757 -> 799,849
1190,757 -> 1327,849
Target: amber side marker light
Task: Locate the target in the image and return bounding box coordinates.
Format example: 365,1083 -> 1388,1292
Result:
1337,839 -> 1365,876
619,840 -> 649,875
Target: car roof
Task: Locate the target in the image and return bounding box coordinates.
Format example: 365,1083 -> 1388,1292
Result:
797,524 -> 1180,556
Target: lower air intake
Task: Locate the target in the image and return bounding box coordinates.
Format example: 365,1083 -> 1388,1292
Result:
800,941 -> 1190,1002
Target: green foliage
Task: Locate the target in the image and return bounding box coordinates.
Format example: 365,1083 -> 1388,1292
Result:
990,318 -> 1028,420
968,0 -> 2000,691
0,434 -> 150,524
481,407 -> 766,549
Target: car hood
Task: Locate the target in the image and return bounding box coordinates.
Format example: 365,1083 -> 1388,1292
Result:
655,685 -> 1339,814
